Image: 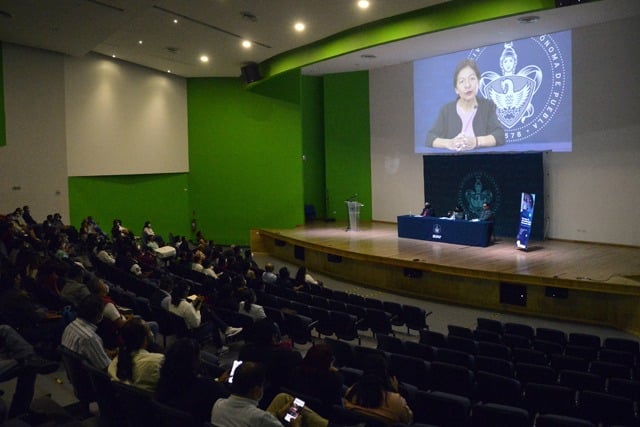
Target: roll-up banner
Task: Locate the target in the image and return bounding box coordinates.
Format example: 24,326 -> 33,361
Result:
516,192 -> 535,250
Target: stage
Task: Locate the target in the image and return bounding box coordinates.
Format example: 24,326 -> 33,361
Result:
251,221 -> 640,336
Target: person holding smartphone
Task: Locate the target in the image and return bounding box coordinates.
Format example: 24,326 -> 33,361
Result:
211,361 -> 330,427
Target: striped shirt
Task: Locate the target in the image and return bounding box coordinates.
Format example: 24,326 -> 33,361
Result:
61,318 -> 111,370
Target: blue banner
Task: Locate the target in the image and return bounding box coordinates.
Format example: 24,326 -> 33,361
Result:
516,193 -> 535,250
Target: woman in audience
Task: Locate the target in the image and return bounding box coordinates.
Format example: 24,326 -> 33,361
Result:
155,338 -> 229,424
238,289 -> 266,322
288,343 -> 344,408
343,354 -> 413,425
294,266 -> 323,292
107,317 -> 164,392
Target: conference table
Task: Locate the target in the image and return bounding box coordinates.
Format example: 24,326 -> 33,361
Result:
397,215 -> 492,247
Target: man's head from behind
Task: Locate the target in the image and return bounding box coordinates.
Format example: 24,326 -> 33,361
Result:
231,361 -> 266,401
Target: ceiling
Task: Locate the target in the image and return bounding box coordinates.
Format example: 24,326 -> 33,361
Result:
0,0 -> 638,79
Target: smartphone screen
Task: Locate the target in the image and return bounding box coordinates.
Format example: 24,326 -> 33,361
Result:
283,397 -> 305,423
228,360 -> 243,384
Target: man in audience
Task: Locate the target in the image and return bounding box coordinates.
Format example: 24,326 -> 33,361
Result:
211,361 -> 330,427
261,263 -> 277,285
60,265 -> 90,308
61,294 -> 112,370
150,276 -> 174,310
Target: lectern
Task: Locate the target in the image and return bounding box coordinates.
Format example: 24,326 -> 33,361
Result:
345,200 -> 364,231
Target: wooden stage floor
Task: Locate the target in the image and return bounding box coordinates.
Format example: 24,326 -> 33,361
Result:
256,220 -> 640,291
252,220 -> 640,335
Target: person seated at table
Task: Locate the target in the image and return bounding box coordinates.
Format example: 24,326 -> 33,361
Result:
479,202 -> 494,221
450,205 -> 464,220
420,202 -> 434,217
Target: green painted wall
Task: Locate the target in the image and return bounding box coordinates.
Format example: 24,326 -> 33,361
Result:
300,75 -> 326,220
324,71 -> 371,222
187,78 -> 303,245
68,173 -> 190,240
0,43 -> 6,147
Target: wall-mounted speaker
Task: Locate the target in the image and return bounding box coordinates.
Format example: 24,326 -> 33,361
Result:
241,63 -> 261,84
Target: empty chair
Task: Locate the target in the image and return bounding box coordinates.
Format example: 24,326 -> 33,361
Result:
352,346 -> 388,370
477,341 -> 511,360
345,303 -> 368,332
603,337 -> 640,354
473,329 -> 502,344
310,295 -> 329,309
364,297 -> 385,310
564,344 -> 597,362
432,347 -> 475,370
447,325 -> 474,339
283,312 -> 316,346
522,382 -> 576,417
111,380 -> 155,427
606,377 -> 640,404
419,329 -> 446,347
404,305 -> 430,334
83,360 -> 126,426
383,301 -> 405,327
504,322 -> 535,340
597,347 -> 635,367
331,290 -> 349,303
329,310 -> 361,345
588,360 -> 632,380
324,337 -> 355,368
568,333 -> 601,349
533,339 -> 564,358
470,402 -> 530,427
412,390 -> 471,427
264,306 -> 286,336
328,299 -> 348,313
294,291 -> 312,305
558,369 -> 605,392
474,371 -> 523,406
151,398 -> 198,427
502,333 -> 532,349
430,361 -> 475,398
347,293 -> 366,306
308,306 -> 333,338
445,335 -> 478,355
365,308 -> 394,337
389,353 -> 430,390
57,345 -> 95,415
535,414 -> 596,427
476,317 -> 503,334
404,341 -> 434,361
475,355 -> 515,378
377,334 -> 405,354
289,300 -> 311,317
575,390 -> 637,427
536,327 -> 568,346
512,347 -> 548,366
550,354 -> 589,373
515,362 -> 557,385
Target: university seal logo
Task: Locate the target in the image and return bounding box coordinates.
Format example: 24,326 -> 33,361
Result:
469,34 -> 568,143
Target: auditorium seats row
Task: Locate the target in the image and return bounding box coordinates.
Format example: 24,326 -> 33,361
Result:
323,338 -> 640,427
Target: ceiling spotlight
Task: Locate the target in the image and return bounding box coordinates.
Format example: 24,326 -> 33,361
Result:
242,40 -> 252,48
138,40 -> 143,45
112,54 -> 116,58
358,0 -> 370,9
518,15 -> 540,24
294,22 -> 306,32
200,55 -> 209,63
173,18 -> 178,24
167,70 -> 172,73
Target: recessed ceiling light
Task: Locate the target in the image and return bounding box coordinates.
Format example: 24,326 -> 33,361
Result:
200,55 -> 209,63
173,18 -> 178,24
358,0 -> 370,9
167,70 -> 172,73
138,40 -> 143,45
518,15 -> 540,24
242,40 -> 252,48
294,22 -> 306,32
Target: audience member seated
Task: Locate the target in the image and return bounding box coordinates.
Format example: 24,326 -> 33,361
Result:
238,289 -> 266,322
238,319 -> 301,405
288,343 -> 345,408
150,276 -> 174,310
275,266 -> 294,289
95,241 -> 116,266
60,264 -> 90,308
107,318 -> 163,393
343,354 -> 413,425
168,281 -> 242,353
261,263 -> 277,285
61,294 -> 112,370
210,361 -> 330,427
294,266 -> 324,292
0,324 -> 59,419
155,338 -> 230,424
